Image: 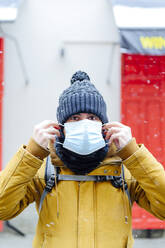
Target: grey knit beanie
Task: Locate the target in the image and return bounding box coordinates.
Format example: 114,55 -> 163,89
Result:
56,71 -> 108,124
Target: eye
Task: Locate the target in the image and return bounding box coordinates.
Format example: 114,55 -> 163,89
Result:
69,115 -> 80,121
88,115 -> 99,121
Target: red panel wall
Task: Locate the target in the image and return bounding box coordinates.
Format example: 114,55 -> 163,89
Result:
0,38 -> 4,231
121,54 -> 165,229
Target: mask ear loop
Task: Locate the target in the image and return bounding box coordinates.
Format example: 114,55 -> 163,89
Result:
55,123 -> 64,145
55,138 -> 63,145
102,123 -> 109,146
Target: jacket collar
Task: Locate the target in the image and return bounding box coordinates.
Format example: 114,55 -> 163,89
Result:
49,141 -> 122,176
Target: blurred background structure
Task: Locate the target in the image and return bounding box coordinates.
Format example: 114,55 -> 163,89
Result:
0,0 -> 120,237
113,0 -> 165,233
0,0 -> 164,246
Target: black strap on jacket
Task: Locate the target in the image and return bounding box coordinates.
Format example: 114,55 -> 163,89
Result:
39,156 -> 131,213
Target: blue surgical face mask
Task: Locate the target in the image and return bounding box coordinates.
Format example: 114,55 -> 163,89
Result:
58,119 -> 106,155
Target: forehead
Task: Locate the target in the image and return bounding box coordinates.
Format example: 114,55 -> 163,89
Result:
71,113 -> 97,117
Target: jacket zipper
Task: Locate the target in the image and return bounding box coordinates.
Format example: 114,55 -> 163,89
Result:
93,182 -> 96,248
76,161 -> 121,248
77,182 -> 80,248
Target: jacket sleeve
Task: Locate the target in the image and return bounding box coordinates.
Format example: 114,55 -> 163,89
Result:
0,145 -> 45,220
121,142 -> 165,220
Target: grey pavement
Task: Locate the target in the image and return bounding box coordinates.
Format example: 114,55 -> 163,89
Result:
0,231 -> 165,248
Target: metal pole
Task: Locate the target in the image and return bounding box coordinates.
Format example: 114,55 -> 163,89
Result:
0,25 -> 29,85
61,40 -> 120,85
5,221 -> 25,237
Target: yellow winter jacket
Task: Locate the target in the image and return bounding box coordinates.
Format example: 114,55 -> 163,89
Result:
0,138 -> 165,248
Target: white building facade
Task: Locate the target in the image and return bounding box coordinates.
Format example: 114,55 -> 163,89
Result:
0,0 -> 120,233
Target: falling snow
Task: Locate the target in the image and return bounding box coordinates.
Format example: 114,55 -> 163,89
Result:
153,84 -> 159,89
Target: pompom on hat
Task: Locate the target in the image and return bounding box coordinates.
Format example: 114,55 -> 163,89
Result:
56,71 -> 108,124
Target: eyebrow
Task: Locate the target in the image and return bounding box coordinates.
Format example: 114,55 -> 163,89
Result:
71,113 -> 81,116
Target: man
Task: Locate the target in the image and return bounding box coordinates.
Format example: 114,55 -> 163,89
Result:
0,71 -> 165,248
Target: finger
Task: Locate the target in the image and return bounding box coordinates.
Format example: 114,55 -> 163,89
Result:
46,127 -> 61,137
109,134 -> 127,150
108,133 -> 122,144
48,139 -> 56,150
105,127 -> 121,140
37,120 -> 59,129
103,122 -> 127,130
43,133 -> 56,142
48,134 -> 56,142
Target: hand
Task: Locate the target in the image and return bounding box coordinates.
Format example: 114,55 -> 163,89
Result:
102,122 -> 132,150
32,120 -> 61,149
